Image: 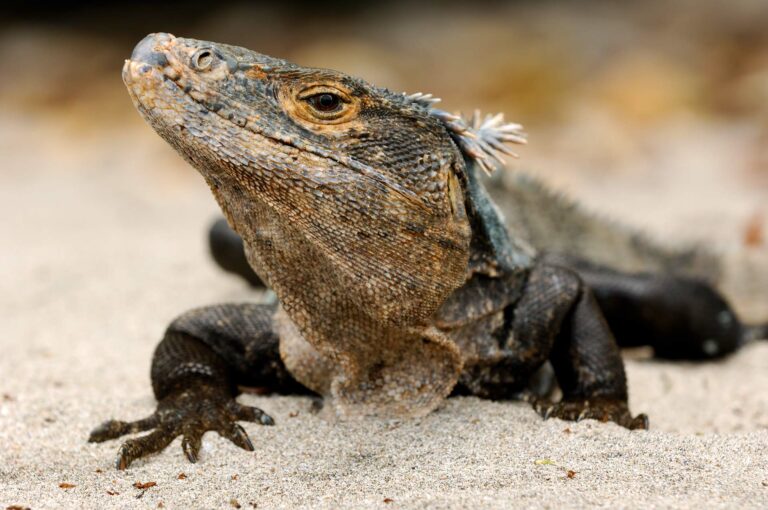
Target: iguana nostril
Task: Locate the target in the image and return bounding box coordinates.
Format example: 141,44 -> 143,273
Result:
191,49 -> 214,71
130,32 -> 173,67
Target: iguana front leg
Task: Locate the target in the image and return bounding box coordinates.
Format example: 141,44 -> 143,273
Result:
89,304 -> 309,469
512,264 -> 648,429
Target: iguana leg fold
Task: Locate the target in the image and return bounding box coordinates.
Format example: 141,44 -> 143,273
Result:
89,303 -> 307,469
512,264 -> 649,430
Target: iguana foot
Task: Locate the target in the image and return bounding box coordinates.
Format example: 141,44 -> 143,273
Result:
89,381 -> 274,469
532,397 -> 649,430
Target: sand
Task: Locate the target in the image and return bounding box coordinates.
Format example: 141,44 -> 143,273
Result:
1,114 -> 767,510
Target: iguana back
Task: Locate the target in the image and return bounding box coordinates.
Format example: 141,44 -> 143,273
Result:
492,173 -> 721,282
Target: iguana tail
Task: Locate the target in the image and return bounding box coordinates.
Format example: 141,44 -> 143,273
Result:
492,173 -> 722,283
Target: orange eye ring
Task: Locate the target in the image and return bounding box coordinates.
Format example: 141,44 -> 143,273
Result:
291,85 -> 357,124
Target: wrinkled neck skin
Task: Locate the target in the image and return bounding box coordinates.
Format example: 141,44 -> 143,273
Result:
122,35 -> 474,419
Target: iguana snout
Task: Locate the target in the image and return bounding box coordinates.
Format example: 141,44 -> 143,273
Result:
129,32 -> 173,68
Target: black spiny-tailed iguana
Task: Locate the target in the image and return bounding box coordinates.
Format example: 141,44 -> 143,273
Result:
89,33 -> 767,469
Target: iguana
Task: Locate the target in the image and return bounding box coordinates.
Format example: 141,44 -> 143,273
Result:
90,33 -> 767,469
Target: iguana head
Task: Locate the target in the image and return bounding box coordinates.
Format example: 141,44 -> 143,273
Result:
125,34 -> 486,319
127,33 -> 467,202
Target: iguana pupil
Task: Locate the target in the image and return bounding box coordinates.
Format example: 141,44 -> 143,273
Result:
310,93 -> 341,112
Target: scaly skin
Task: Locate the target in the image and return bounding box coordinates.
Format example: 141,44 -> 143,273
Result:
91,33 -> 651,469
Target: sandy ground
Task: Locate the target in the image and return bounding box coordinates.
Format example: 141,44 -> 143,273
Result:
1,112 -> 768,509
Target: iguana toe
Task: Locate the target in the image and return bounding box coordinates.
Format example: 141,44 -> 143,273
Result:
88,416 -> 158,442
180,427 -> 203,463
115,428 -> 176,470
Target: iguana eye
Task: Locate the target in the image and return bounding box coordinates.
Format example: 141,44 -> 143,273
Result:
291,86 -> 357,124
305,93 -> 342,113
191,49 -> 214,71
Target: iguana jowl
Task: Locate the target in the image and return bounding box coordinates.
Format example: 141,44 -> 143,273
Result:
90,33 -> 767,469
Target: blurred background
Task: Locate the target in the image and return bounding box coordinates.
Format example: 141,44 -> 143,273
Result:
2,0 -> 768,317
